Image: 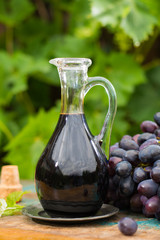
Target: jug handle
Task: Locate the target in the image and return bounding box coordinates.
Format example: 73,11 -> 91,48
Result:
84,77 -> 117,159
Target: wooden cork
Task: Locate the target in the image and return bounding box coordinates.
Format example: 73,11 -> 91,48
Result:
0,165 -> 22,199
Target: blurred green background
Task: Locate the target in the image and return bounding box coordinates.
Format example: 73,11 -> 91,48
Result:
0,0 -> 160,179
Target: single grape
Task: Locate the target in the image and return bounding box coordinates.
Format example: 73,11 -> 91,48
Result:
139,145 -> 160,164
153,159 -> 160,168
119,176 -> 135,197
144,196 -> 160,216
143,206 -> 154,218
130,193 -> 142,213
137,179 -> 158,198
121,135 -> 132,140
110,148 -> 126,158
123,150 -> 139,166
132,134 -> 140,144
119,139 -> 139,151
133,167 -> 148,183
154,129 -> 160,138
109,157 -> 122,170
116,161 -> 132,177
154,112 -> 160,126
118,217 -> 138,236
112,174 -> 121,187
140,120 -> 158,133
137,133 -> 156,146
150,167 -> 160,183
139,138 -> 159,151
110,142 -> 119,153
140,195 -> 148,206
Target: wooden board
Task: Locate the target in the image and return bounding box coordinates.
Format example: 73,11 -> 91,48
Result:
0,182 -> 160,240
0,212 -> 160,240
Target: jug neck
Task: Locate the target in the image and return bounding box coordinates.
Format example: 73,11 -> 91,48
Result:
50,58 -> 92,114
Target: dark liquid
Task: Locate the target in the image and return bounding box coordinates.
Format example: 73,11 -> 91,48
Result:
35,113 -> 108,215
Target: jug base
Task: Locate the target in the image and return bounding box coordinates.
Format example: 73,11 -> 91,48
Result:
40,199 -> 102,216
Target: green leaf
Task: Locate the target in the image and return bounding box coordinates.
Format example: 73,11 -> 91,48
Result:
91,0 -> 127,27
140,0 -> 160,25
4,106 -> 60,179
0,107 -> 24,149
128,82 -> 160,125
12,52 -> 55,85
113,30 -> 133,52
15,18 -> 53,56
6,191 -> 29,207
0,199 -> 7,217
0,119 -> 13,142
13,52 -> 50,76
121,0 -> 157,45
106,52 -> 146,106
0,51 -> 55,106
53,35 -> 92,58
0,110 -> 13,147
0,191 -> 28,217
72,0 -> 91,21
2,206 -> 24,217
70,0 -> 91,28
90,0 -> 158,45
0,51 -> 28,105
0,52 -> 14,105
89,51 -> 146,107
0,0 -> 34,26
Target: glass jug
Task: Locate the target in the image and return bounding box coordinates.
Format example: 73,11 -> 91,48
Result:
35,58 -> 117,216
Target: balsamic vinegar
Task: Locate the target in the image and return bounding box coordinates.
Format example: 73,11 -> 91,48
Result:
35,113 -> 108,214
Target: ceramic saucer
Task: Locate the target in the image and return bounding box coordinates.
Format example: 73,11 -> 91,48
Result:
22,202 -> 119,223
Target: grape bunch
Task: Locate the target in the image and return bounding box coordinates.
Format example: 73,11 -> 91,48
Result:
107,112 -> 160,219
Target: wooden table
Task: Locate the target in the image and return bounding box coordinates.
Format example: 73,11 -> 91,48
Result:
0,181 -> 160,240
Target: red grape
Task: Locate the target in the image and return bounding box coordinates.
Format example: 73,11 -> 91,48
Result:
123,150 -> 139,166
110,148 -> 126,158
154,112 -> 160,126
116,161 -> 132,177
140,120 -> 158,133
137,179 -> 158,198
119,139 -> 139,150
144,196 -> 160,216
118,217 -> 138,236
130,193 -> 142,212
150,167 -> 160,183
133,167 -> 148,183
109,157 -> 122,170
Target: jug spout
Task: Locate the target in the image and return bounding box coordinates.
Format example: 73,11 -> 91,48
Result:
49,58 -> 92,69
49,58 -> 92,114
